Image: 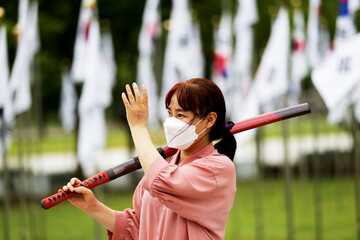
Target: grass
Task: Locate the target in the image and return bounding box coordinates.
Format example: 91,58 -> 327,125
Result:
226,178 -> 357,240
0,177 -> 357,240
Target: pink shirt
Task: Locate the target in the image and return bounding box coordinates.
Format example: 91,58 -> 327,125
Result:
107,143 -> 236,240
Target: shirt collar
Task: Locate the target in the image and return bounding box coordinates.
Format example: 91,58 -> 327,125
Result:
169,143 -> 216,166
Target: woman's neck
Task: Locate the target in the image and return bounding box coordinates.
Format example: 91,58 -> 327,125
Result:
178,134 -> 211,164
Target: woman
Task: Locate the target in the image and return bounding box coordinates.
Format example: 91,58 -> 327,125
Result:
62,78 -> 237,240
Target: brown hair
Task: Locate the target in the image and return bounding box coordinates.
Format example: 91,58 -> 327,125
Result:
165,78 -> 236,160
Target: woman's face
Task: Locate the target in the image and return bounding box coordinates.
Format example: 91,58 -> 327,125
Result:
166,93 -> 217,138
166,93 -> 198,125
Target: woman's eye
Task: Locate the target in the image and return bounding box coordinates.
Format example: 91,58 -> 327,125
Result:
177,114 -> 185,118
167,111 -> 172,117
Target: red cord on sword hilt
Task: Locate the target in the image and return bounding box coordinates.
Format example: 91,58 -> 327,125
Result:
41,170 -> 114,209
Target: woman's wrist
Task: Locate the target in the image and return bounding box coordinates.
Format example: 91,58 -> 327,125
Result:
130,125 -> 162,173
130,125 -> 150,141
83,197 -> 102,214
85,200 -> 116,231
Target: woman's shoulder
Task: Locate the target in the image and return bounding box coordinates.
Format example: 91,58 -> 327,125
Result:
194,150 -> 235,173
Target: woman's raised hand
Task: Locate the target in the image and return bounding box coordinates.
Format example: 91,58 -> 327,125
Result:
122,83 -> 149,128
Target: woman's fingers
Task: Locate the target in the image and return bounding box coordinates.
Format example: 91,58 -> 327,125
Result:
62,177 -> 81,192
122,92 -> 130,108
122,83 -> 149,127
66,182 -> 75,192
74,186 -> 88,194
122,83 -> 147,107
126,83 -> 142,103
132,83 -> 142,103
141,84 -> 148,105
125,84 -> 135,104
71,177 -> 80,185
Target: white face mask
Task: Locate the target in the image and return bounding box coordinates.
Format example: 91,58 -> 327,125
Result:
163,117 -> 207,150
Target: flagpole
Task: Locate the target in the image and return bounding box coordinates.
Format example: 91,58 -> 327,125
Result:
1,108 -> 11,240
351,105 -> 360,240
312,111 -> 323,240
0,7 -> 11,240
74,82 -> 85,180
32,45 -> 44,240
297,116 -> 308,180
284,6 -> 297,236
254,124 -> 264,240
282,94 -> 295,240
16,112 -> 28,240
11,24 -> 29,240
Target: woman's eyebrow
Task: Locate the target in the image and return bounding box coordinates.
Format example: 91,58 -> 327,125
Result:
167,107 -> 188,112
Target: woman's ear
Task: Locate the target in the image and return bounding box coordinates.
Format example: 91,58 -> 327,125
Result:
206,112 -> 217,128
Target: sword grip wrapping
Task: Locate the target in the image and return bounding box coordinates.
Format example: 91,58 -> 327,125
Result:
41,169 -> 114,210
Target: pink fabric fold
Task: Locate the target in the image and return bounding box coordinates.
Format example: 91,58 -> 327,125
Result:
107,143 -> 236,240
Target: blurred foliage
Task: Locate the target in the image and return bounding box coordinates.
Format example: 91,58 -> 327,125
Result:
0,0 -> 351,126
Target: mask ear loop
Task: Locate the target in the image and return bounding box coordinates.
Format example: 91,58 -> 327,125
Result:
194,116 -> 205,126
195,116 -> 207,136
197,127 -> 207,136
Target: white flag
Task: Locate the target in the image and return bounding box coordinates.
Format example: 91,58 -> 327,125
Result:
291,9 -> 308,84
77,14 -> 107,177
78,10 -> 101,113
71,0 -> 96,83
312,34 -> 360,123
99,28 -> 116,108
17,0 -> 29,40
0,26 -> 9,109
138,0 -> 160,56
27,1 -> 40,57
326,0 -> 358,123
232,0 -> 258,121
59,69 -> 77,132
9,41 -> 31,115
137,0 -> 161,127
0,24 -> 9,167
335,0 -> 356,46
0,26 -> 14,151
160,0 -> 199,120
189,20 -> 205,79
171,1 -> 202,78
307,0 -> 321,69
289,9 -> 308,105
232,0 -> 258,83
9,0 -> 40,115
253,8 -> 290,111
349,0 -> 360,14
212,11 -> 233,118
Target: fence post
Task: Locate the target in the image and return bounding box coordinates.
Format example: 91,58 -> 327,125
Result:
1,108 -> 11,240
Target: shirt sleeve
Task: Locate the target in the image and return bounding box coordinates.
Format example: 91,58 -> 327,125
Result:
142,156 -> 229,222
107,180 -> 144,240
